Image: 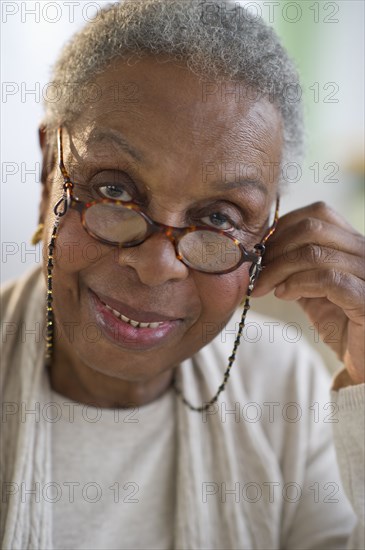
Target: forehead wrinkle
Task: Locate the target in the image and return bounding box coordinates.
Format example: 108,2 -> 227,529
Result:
85,127 -> 145,164
191,112 -> 280,167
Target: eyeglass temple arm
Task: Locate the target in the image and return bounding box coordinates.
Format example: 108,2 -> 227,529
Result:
53,127 -> 74,216
262,195 -> 280,245
246,195 -> 280,286
58,127 -> 72,183
246,195 -> 281,257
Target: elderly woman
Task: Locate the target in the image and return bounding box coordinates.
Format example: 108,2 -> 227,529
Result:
1,1 -> 364,549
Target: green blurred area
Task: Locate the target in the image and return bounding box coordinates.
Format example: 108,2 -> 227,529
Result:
271,0 -> 364,233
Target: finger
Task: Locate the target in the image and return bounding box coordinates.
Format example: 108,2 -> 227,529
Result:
253,246 -> 365,296
273,269 -> 365,321
272,201 -> 361,239
268,216 -> 365,258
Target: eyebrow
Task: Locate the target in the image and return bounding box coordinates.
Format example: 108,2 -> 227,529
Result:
86,128 -> 145,163
210,178 -> 268,196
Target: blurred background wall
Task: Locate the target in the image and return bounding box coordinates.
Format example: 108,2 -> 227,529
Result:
1,0 -> 364,372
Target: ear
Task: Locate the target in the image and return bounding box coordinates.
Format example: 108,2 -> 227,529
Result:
38,124 -> 56,224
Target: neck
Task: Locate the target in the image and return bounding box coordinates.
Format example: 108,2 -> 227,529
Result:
47,340 -> 176,409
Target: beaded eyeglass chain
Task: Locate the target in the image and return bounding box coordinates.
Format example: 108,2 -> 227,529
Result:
45,132 -> 73,362
45,128 -> 280,411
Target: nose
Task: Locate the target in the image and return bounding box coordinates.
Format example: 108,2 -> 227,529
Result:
117,232 -> 189,286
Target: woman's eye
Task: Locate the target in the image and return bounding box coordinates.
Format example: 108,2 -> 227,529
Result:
97,185 -> 133,202
200,212 -> 234,231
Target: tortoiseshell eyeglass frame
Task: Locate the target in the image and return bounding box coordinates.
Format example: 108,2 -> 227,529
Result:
55,126 -> 280,275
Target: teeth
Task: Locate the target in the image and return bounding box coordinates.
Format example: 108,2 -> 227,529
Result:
102,302 -> 164,328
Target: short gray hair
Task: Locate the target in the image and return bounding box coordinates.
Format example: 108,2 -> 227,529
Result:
44,0 -> 304,186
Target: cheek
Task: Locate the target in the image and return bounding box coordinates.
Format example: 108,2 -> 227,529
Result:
46,213 -> 109,275
41,212 -> 113,322
185,265 -> 250,349
198,264 -> 250,309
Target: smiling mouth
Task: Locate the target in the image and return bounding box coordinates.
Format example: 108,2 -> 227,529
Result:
90,288 -> 183,326
100,301 -> 164,329
89,289 -> 184,350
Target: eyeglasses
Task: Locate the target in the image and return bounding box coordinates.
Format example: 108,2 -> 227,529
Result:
55,126 -> 280,274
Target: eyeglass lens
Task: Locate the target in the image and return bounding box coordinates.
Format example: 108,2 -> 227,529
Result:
83,202 -> 243,272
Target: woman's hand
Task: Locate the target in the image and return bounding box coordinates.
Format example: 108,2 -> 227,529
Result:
252,201 -> 365,385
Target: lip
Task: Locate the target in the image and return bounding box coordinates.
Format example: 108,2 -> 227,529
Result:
92,289 -> 181,323
89,289 -> 184,351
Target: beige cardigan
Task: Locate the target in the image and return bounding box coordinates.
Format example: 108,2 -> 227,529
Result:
1,266 -> 364,549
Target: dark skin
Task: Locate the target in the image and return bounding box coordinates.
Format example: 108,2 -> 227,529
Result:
38,56 -> 364,408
